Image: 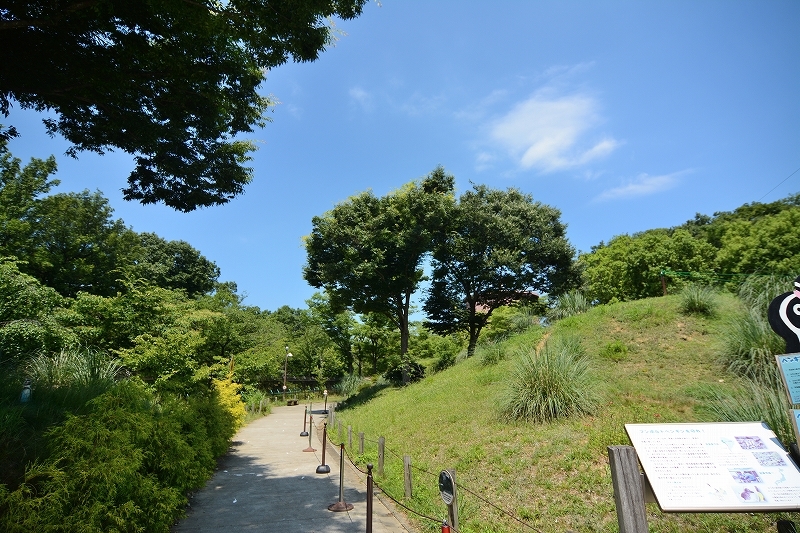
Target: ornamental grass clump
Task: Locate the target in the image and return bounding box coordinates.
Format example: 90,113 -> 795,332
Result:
699,378 -> 794,447
547,290 -> 591,321
719,306 -> 785,388
499,335 -> 599,423
678,284 -> 718,316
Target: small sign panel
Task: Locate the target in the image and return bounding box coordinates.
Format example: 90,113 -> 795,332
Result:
776,354 -> 800,404
439,470 -> 454,505
791,410 -> 800,447
626,422 -> 800,512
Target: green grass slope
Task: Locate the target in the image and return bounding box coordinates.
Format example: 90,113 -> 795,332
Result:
335,294 -> 799,533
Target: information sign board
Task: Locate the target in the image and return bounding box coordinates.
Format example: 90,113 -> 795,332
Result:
776,354 -> 800,404
626,422 -> 800,512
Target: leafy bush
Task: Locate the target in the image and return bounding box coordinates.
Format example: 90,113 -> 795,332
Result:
699,380 -> 794,447
499,335 -> 599,423
600,340 -> 629,362
430,349 -> 458,373
383,360 -> 425,385
548,290 -> 591,321
241,388 -> 272,415
335,373 -> 366,397
476,341 -> 507,366
678,284 -> 718,316
0,378 -> 240,532
212,378 -> 246,432
719,307 -> 785,387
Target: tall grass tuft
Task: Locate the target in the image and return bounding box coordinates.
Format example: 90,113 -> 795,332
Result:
737,274 -> 794,311
241,388 -> 272,416
678,284 -> 718,316
499,335 -> 599,423
26,347 -> 121,412
719,307 -> 785,387
699,379 -> 794,447
548,290 -> 591,322
335,373 -> 366,397
476,341 -> 507,366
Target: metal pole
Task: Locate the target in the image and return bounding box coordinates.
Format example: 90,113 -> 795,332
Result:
328,443 -> 354,511
366,464 -> 374,533
378,436 -> 385,477
301,406 -> 309,437
303,415 -> 316,452
316,423 -> 330,473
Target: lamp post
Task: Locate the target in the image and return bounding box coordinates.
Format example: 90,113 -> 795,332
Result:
283,346 -> 293,400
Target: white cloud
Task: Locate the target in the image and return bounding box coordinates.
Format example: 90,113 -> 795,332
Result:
489,91 -> 620,172
349,86 -> 374,111
593,172 -> 685,202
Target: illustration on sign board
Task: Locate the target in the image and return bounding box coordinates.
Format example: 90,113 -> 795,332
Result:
768,275 -> 800,354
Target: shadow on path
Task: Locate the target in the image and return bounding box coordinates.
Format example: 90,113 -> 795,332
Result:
171,405 -> 415,533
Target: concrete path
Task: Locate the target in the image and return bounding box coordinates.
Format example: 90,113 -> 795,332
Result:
172,404 -> 416,533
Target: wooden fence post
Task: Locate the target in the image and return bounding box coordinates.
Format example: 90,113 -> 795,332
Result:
403,455 -> 413,498
359,432 -> 364,455
378,437 -> 385,477
608,445 -> 649,533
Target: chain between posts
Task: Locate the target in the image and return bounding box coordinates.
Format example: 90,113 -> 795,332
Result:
325,423 -> 544,533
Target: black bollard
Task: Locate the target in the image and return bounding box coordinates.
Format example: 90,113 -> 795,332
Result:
366,464 -> 374,533
328,443 -> 354,511
778,521 -> 798,533
300,406 -> 309,437
316,422 -> 331,473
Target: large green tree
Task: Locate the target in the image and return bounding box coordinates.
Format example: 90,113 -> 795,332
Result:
135,233 -> 220,298
579,228 -> 717,303
25,190 -> 141,297
0,0 -> 367,211
304,167 -> 454,362
0,138 -> 58,258
424,185 -> 578,357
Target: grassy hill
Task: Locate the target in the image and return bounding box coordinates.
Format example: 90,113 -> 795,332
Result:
334,293 -> 799,533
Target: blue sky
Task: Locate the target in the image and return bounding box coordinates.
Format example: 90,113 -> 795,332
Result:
4,1 -> 799,313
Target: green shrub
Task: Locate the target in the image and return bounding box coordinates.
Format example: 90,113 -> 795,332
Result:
335,373 -> 366,397
476,341 -> 507,366
699,379 -> 794,448
719,307 -> 785,387
430,349 -> 457,373
678,284 -> 717,316
499,335 -> 599,423
548,290 -> 591,322
600,340 -> 628,362
241,388 -> 272,415
0,378 -> 239,532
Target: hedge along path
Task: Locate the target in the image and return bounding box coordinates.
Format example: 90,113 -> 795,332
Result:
171,404 -> 415,533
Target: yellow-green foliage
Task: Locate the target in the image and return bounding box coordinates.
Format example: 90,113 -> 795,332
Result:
213,377 -> 246,431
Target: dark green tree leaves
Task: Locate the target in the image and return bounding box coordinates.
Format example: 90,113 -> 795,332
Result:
304,167 -> 455,358
0,0 -> 367,211
424,185 -> 579,356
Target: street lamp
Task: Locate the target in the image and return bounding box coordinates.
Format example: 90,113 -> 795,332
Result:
283,346 -> 293,399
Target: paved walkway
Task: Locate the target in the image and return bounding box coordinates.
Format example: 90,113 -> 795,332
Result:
172,404 -> 416,533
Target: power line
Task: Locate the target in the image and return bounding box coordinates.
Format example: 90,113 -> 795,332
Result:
758,165 -> 800,202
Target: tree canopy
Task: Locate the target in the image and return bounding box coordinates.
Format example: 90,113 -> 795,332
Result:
304,167 -> 455,360
424,185 -> 579,356
0,0 -> 367,211
579,193 -> 800,303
